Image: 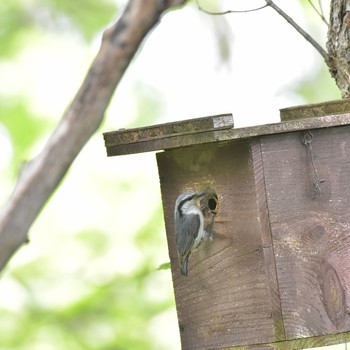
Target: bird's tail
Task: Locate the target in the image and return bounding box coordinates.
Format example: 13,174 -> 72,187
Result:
180,256 -> 189,277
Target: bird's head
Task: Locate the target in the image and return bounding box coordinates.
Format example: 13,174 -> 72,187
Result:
176,189 -> 217,213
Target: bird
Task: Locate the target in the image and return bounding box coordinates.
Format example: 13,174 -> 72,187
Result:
174,190 -> 217,276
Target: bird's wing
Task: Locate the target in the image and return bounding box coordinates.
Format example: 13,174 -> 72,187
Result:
176,213 -> 201,257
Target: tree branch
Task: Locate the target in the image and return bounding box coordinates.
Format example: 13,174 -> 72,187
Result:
307,0 -> 329,25
196,0 -> 268,15
0,0 -> 187,272
265,0 -> 329,62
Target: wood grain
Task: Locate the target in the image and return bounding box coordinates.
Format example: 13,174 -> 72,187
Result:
103,114 -> 233,146
157,141 -> 278,349
260,125 -> 350,339
105,113 -> 350,156
250,140 -> 285,341
280,98 -> 350,121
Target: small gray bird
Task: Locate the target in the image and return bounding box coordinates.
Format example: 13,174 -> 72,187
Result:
174,190 -> 216,276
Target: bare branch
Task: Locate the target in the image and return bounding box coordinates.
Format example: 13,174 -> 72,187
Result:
318,0 -> 329,24
265,0 -> 329,62
307,0 -> 329,25
196,0 -> 329,64
0,0 -> 187,272
196,0 -> 268,15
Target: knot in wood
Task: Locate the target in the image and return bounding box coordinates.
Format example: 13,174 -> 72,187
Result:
321,260 -> 346,326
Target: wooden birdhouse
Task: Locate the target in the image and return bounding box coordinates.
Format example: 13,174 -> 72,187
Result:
103,99 -> 350,350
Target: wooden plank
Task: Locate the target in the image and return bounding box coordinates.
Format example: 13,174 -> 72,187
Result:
157,141 -> 278,349
103,113 -> 233,146
280,98 -> 350,121
105,113 -> 350,156
250,140 -> 286,341
260,125 -> 350,340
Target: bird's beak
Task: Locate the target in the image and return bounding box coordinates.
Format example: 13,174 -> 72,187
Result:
196,190 -> 210,198
196,189 -> 216,199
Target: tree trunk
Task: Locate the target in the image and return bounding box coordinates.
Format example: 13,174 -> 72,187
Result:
327,0 -> 350,98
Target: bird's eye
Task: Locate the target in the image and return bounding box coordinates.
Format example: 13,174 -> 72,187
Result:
208,194 -> 219,214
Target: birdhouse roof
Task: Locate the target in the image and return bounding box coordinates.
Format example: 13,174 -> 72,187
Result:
103,99 -> 350,156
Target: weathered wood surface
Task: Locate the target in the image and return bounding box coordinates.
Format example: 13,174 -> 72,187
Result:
260,125 -> 350,339
104,113 -> 350,156
156,125 -> 350,349
250,140 -> 285,341
157,141 -> 279,349
103,114 -> 233,151
280,99 -> 350,121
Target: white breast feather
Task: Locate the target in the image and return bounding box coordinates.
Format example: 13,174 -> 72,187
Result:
185,205 -> 205,249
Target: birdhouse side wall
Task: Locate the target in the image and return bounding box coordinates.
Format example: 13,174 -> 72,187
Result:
157,140 -> 282,349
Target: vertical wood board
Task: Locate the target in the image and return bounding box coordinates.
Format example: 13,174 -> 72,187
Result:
260,125 -> 350,339
157,141 -> 279,349
251,140 -> 286,341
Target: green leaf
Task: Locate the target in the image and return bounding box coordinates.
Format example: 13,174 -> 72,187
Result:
157,262 -> 171,271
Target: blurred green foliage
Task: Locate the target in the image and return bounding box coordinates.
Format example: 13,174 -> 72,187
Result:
296,63 -> 341,101
6,256 -> 173,350
0,0 -> 117,167
0,0 -> 177,349
0,185 -> 175,349
0,0 -> 116,59
0,97 -> 52,167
